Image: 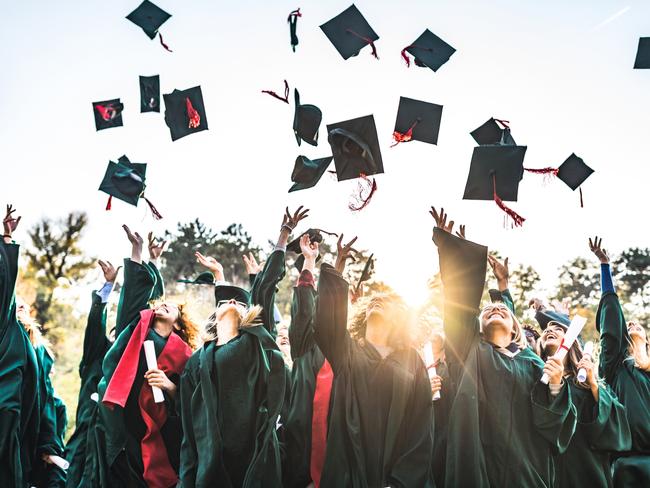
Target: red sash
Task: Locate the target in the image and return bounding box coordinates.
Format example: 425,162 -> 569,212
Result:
310,359 -> 334,488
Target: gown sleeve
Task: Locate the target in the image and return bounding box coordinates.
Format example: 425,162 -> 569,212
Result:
313,263 -> 352,375
178,358 -> 199,487
583,384 -> 632,452
114,259 -> 157,337
80,290 -> 111,377
0,242 -> 19,340
288,270 -> 317,360
530,381 -> 577,454
250,250 -> 286,335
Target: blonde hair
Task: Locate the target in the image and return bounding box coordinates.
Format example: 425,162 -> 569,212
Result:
348,293 -> 413,351
479,303 -> 528,350
204,304 -> 263,342
627,338 -> 650,372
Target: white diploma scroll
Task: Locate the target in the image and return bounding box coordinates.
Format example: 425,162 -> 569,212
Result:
46,455 -> 70,470
143,340 -> 165,403
577,341 -> 594,383
541,315 -> 587,385
424,342 -> 441,401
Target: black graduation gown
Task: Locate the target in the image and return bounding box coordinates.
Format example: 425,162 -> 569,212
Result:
0,242 -> 40,488
314,263 -> 434,488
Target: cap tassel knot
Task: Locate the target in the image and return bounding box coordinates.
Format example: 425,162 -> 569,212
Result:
345,29 -> 378,59
143,197 -> 163,220
185,97 -> 201,129
158,33 -> 173,52
349,173 -> 377,212
391,119 -> 420,147
261,80 -> 290,104
287,8 -> 301,52
492,173 -> 525,227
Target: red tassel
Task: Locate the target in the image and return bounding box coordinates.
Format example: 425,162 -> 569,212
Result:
579,187 -> 584,208
492,174 -> 525,227
349,174 -> 377,211
400,45 -> 433,67
494,119 -> 510,129
345,29 -> 379,59
524,167 -> 559,176
391,119 -> 419,147
158,33 -> 173,52
94,104 -> 120,121
287,8 -> 302,21
105,195 -> 113,211
185,97 -> 201,129
261,80 -> 290,104
143,197 -> 163,220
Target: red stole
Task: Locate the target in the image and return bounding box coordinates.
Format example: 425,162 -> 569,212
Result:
310,358 -> 334,488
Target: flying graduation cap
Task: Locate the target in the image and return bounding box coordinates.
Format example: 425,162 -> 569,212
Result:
98,155 -> 162,219
327,114 -> 384,211
126,0 -> 173,51
294,89 -> 322,146
401,29 -> 455,71
392,96 -> 443,147
163,86 -> 208,141
287,228 -> 338,271
320,4 -> 379,60
92,98 -> 124,131
139,75 -> 160,113
289,155 -> 333,192
634,37 -> 650,69
287,8 -> 302,52
524,153 -> 594,207
353,253 -> 374,300
470,118 -> 516,146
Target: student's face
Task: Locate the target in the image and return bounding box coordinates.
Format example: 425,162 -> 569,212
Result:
365,296 -> 396,324
480,303 -> 513,333
540,323 -> 566,354
215,299 -> 246,322
154,302 -> 180,324
628,321 -> 647,342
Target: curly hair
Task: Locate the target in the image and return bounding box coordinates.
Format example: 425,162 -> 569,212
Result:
174,303 -> 201,350
348,292 -> 413,351
203,305 -> 263,343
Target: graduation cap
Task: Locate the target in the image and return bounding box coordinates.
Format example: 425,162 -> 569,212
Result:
287,228 -> 337,271
535,309 -> 571,330
294,89 -> 322,146
92,99 -> 124,131
354,253 -> 374,296
215,285 -> 251,306
463,145 -> 527,226
392,96 -> 443,146
470,118 -> 516,146
320,4 -> 379,60
401,29 -> 455,72
98,155 -> 162,219
139,75 -> 160,113
287,8 -> 302,52
327,115 -> 384,181
525,153 -> 593,207
126,0 -> 172,51
177,271 -> 214,285
163,86 -> 208,141
289,155 -> 333,192
634,37 -> 650,69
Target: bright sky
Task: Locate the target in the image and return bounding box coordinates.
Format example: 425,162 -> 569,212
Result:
2,0 -> 650,307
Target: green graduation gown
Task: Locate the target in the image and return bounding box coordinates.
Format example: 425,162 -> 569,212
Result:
0,242 -> 40,488
314,263 -> 434,488
64,290 -> 112,488
178,249 -> 289,487
597,291 -> 650,487
434,229 -> 576,488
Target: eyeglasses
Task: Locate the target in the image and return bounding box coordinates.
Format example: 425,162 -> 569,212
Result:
217,300 -> 248,309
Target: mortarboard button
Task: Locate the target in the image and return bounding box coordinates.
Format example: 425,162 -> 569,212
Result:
634,37 -> 650,69
163,86 -> 208,141
289,156 -> 333,192
401,29 -> 455,72
392,96 -> 443,146
92,99 -> 124,131
139,75 -> 160,113
294,89 -> 322,146
320,4 -> 379,60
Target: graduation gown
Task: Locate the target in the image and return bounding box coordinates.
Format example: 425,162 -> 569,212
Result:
554,381 -> 631,488
64,290 -> 112,488
314,264 -> 434,488
596,291 -> 650,487
434,229 -> 576,488
0,242 -> 40,488
96,259 -> 189,488
178,249 -> 289,488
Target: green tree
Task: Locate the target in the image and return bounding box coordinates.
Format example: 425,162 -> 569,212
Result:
613,247 -> 650,306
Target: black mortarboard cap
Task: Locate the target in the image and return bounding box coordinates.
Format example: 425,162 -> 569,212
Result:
294,89 -> 322,146
327,115 -> 384,181
163,86 -> 208,141
320,4 -> 379,60
289,156 -> 333,192
177,271 -> 215,285
393,96 -> 443,145
634,37 -> 650,69
535,309 -> 570,330
214,285 -> 251,306
404,29 -> 455,72
140,75 -> 160,113
463,145 -> 527,201
126,0 -> 171,39
98,155 -> 147,206
556,153 -> 593,191
92,98 -> 124,131
287,228 -> 334,271
432,228 -> 487,313
354,253 -> 374,293
470,118 -> 516,146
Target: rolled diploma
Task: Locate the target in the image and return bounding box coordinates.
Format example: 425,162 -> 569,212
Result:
143,340 -> 165,403
577,341 -> 594,383
541,315 -> 587,384
424,342 -> 441,401
46,454 -> 70,470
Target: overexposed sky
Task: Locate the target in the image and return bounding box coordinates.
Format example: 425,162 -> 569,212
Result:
2,0 -> 649,306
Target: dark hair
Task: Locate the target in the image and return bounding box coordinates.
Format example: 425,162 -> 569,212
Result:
536,332 -> 590,389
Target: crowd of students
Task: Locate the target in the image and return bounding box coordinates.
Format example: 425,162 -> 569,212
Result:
1,203 -> 648,488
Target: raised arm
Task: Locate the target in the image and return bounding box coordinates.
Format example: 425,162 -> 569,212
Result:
487,255 -> 515,314
243,252 -> 262,287
0,205 -> 21,336
288,234 -> 319,359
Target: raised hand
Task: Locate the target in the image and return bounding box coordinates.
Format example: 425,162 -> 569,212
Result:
551,297 -> 571,315
3,204 -> 21,240
281,205 -> 310,232
455,224 -> 466,240
98,260 -> 121,283
429,207 -> 455,234
242,252 -> 262,275
195,251 -> 225,282
487,254 -> 509,290
529,297 -> 547,311
148,232 -> 168,262
299,233 -> 319,261
334,234 -> 358,274
123,225 -> 144,263
588,236 -> 609,264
